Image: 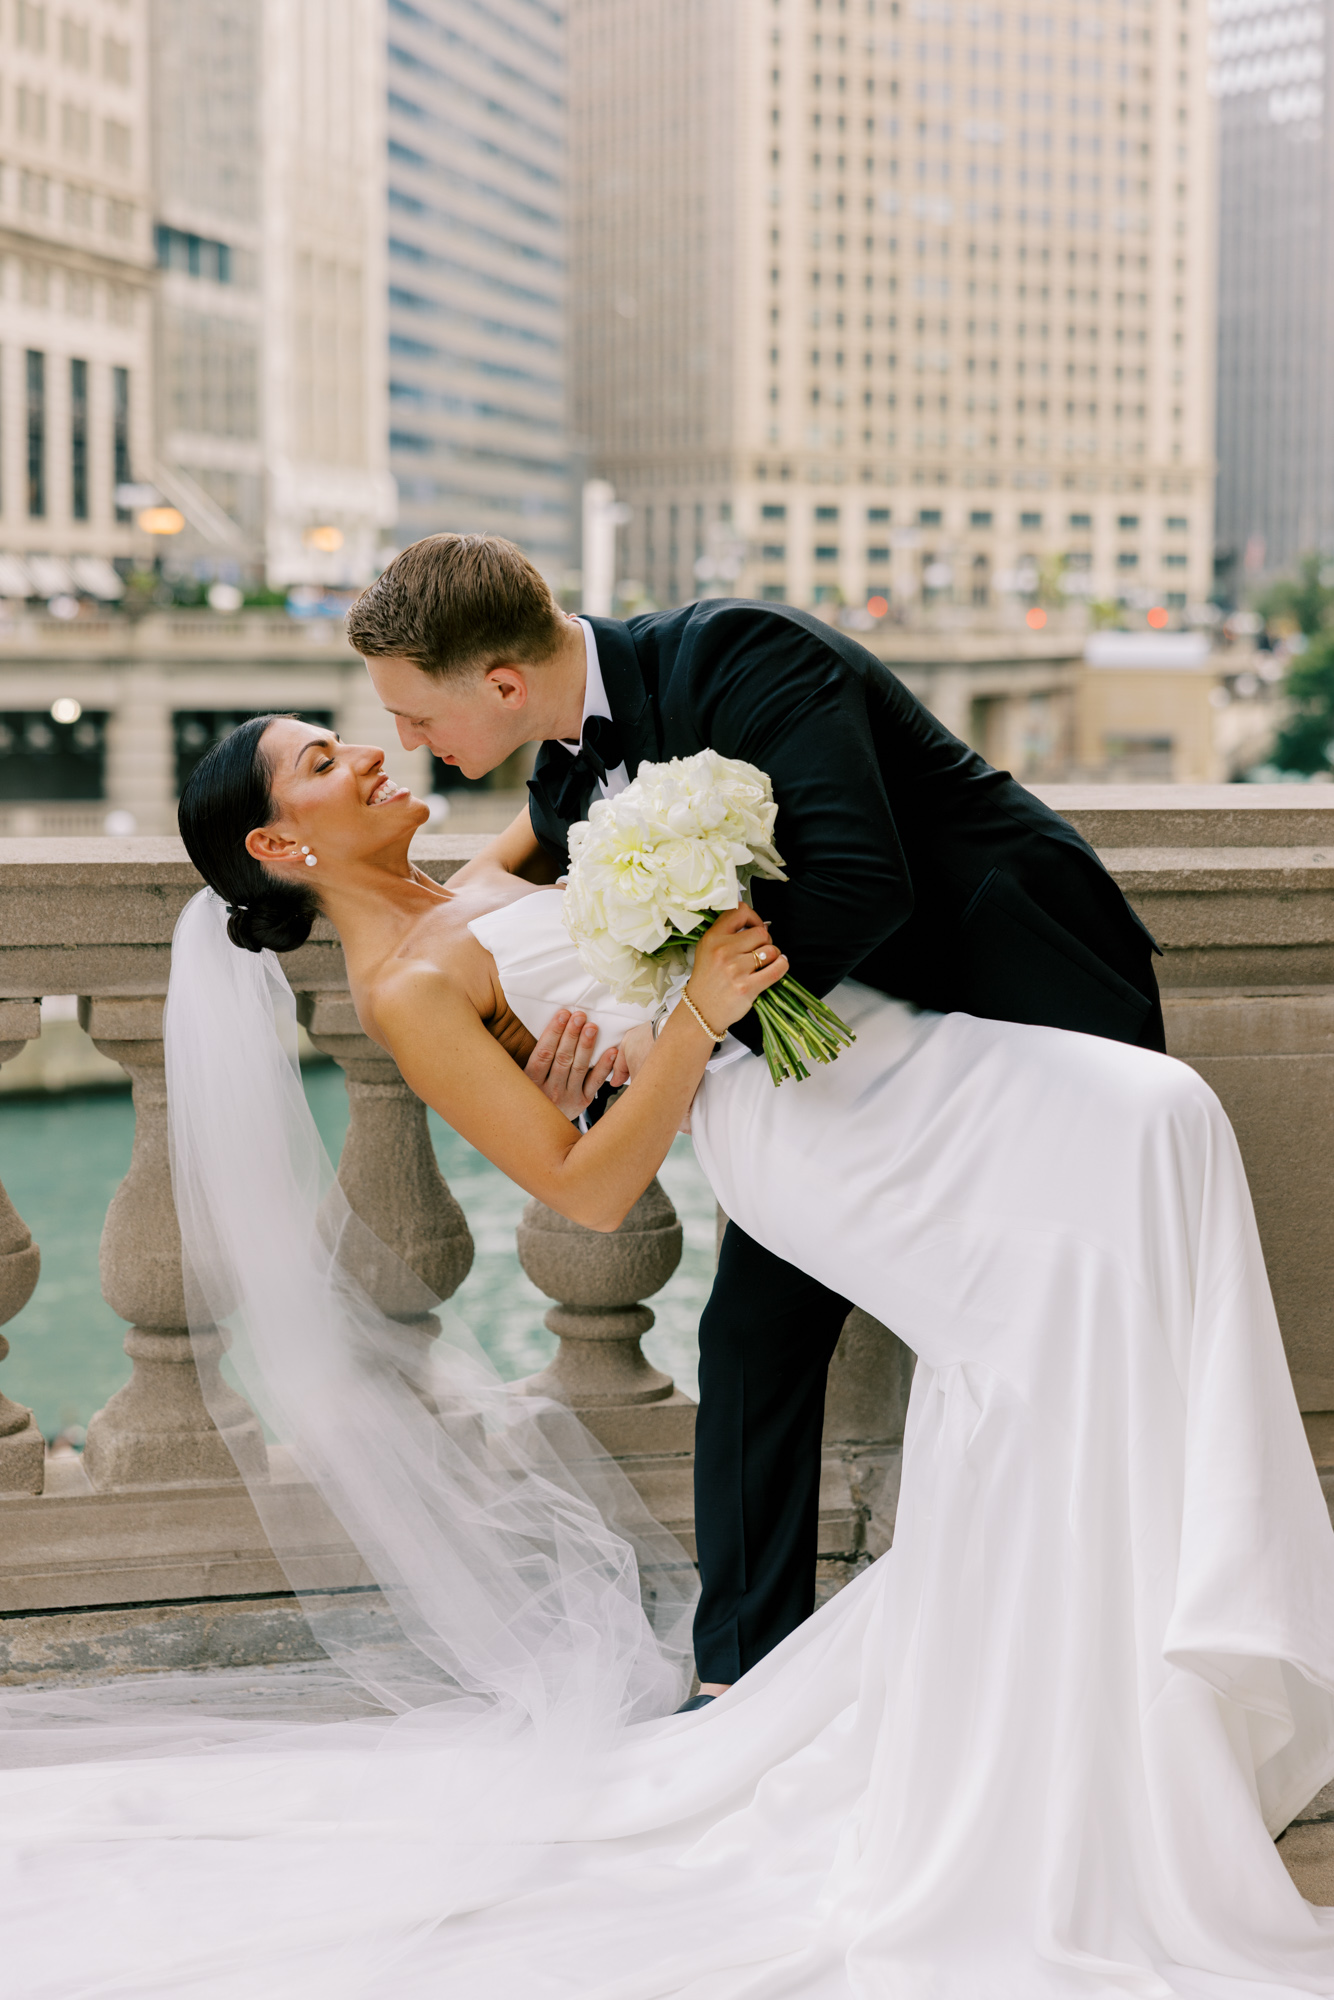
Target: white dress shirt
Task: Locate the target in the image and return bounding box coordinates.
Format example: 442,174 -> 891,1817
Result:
557,619 -> 747,1077
555,618 -> 630,800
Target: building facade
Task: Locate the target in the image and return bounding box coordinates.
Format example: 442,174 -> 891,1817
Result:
568,0 -> 1216,622
150,0 -> 395,589
1211,0 -> 1333,589
0,0 -> 155,600
385,0 -> 571,584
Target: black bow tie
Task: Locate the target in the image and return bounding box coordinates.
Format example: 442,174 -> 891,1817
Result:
573,712 -> 622,786
544,713 -> 624,827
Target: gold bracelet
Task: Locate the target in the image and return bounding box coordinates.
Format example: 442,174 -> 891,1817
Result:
680,986 -> 725,1044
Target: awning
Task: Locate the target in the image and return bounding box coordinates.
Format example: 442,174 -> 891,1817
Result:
0,556 -> 33,599
25,555 -> 76,597
70,556 -> 126,600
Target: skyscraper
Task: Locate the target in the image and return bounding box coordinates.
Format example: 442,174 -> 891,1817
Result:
1212,0 -> 1332,587
151,0 -> 395,588
0,0 -> 154,601
384,0 -> 572,585
569,0 -> 1215,622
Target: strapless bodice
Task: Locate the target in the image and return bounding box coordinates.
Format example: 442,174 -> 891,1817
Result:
467,888 -> 750,1070
466,889 -> 656,1059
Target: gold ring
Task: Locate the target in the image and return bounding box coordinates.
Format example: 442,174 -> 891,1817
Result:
752,948 -> 768,968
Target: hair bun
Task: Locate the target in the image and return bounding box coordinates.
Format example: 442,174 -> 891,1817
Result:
225,888 -> 316,955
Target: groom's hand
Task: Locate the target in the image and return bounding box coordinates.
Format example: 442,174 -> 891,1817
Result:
525,1009 -> 619,1119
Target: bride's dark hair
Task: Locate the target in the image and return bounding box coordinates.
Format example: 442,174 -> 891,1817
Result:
178,715 -> 319,954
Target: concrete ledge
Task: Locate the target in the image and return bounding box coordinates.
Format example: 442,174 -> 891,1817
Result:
0,1588 -> 394,1685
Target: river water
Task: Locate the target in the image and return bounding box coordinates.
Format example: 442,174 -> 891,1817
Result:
0,1068 -> 715,1440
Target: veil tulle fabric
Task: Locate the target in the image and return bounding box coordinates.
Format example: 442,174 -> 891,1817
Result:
154,886 -> 694,1733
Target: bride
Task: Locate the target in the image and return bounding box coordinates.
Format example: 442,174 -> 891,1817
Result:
4,709 -> 1334,2000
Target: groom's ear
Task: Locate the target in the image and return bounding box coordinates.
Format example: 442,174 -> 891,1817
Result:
484,664 -> 530,710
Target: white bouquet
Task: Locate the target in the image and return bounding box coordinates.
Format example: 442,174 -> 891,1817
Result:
563,749 -> 855,1084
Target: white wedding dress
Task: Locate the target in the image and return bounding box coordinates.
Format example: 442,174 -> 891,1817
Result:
4,884 -> 1334,1999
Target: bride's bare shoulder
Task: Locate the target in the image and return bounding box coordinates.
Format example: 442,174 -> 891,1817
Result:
356,948 -> 490,1059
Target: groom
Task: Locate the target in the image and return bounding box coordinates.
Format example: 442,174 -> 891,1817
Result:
350,532 -> 1164,1697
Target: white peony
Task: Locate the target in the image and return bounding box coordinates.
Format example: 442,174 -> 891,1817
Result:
562,749 -> 788,1005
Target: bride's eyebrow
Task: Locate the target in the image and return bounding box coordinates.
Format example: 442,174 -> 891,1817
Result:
295,736 -> 338,768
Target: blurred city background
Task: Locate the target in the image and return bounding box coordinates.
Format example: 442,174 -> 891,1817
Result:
4,0 -> 1334,1434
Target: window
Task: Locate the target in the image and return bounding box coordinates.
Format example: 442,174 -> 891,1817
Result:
762,543 -> 787,562
761,581 -> 787,601
102,35 -> 131,85
867,505 -> 891,522
970,509 -> 993,528
1068,511 -> 1092,529
0,709 -> 107,803
815,504 -> 840,521
867,545 -> 891,563
70,357 -> 88,521
103,119 -> 132,173
918,507 -> 943,527
174,711 -> 334,797
16,1 -> 47,51
1164,553 -> 1187,568
1020,510 -> 1043,529
1117,513 -> 1139,530
17,85 -> 48,142
26,352 -> 46,519
156,225 -> 234,285
814,544 -> 840,562
761,502 -> 787,520
1165,515 -> 1188,532
60,14 -> 90,66
60,102 -> 90,155
1116,550 -> 1138,569
113,365 -> 131,519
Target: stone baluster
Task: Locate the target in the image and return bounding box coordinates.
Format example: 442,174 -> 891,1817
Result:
515,1181 -> 697,1458
299,994 -> 474,1313
80,998 -> 267,1490
0,1001 -> 46,1494
823,1307 -> 916,1560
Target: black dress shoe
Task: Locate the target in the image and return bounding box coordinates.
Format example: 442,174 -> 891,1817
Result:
675,1693 -> 717,1713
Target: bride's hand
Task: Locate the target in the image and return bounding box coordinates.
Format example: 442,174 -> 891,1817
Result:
610,1023 -> 654,1089
687,905 -> 788,1033
524,1009 -> 619,1119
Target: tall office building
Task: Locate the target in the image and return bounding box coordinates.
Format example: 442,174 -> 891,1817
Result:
151,0 -> 395,588
385,0 -> 571,584
0,0 -> 154,599
1212,0 -> 1332,586
569,0 -> 1215,620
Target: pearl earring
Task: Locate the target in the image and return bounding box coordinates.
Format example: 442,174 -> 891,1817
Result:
301,846 -> 317,868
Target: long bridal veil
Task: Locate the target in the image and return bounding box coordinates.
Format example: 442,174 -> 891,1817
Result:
1,889 -> 695,1760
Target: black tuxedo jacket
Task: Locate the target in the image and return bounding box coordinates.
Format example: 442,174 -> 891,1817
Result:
528,600 -> 1162,1055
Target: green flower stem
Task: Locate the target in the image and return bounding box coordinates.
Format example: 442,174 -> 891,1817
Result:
648,917 -> 857,1085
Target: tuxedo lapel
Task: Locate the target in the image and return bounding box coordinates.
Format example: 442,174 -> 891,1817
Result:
585,616 -> 659,776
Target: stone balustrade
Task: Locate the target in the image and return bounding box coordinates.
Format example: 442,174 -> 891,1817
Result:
0,787 -> 1332,1676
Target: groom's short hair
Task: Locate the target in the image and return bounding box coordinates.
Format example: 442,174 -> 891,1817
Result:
348,533 -> 563,681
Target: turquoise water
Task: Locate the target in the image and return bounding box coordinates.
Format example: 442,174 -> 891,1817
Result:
0,1068 -> 714,1440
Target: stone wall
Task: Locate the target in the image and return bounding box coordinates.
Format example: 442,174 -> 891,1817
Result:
1,788 -> 1332,1674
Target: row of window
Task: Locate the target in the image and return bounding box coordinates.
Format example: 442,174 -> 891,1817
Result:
1,350 -> 131,522
155,226 -> 246,289
9,88 -> 134,169
756,546 -> 1191,569
0,709 -> 332,806
754,504 -> 1190,533
6,3 -> 132,81
2,162 -> 136,238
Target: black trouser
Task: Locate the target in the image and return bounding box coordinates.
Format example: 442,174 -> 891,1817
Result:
691,907 -> 1166,1686
692,1228 -> 851,1685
